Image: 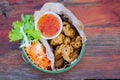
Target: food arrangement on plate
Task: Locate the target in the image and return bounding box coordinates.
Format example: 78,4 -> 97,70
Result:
8,2 -> 87,73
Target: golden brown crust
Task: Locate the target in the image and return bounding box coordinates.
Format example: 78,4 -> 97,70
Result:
64,37 -> 71,44
62,22 -> 76,38
50,33 -> 65,46
60,44 -> 74,62
70,36 -> 82,49
55,58 -> 64,68
49,21 -> 82,68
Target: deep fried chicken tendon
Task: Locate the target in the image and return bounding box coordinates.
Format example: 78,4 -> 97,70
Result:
54,46 -> 62,60
49,20 -> 82,68
72,49 -> 79,59
62,22 -> 76,38
71,36 -> 82,49
50,33 -> 65,46
64,37 -> 71,44
59,44 -> 78,63
55,58 -> 64,68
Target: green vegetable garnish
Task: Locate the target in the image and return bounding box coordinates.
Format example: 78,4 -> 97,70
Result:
8,14 -> 41,47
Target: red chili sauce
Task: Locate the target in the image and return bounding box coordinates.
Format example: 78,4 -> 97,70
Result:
37,14 -> 60,37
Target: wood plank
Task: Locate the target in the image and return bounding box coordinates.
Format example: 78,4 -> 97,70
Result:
7,0 -> 47,5
0,0 -> 120,29
0,0 -> 120,79
66,2 -> 120,26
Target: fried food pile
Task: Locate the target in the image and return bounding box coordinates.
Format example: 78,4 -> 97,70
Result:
49,19 -> 82,69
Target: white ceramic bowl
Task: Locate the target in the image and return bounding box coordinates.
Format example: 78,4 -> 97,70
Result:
36,11 -> 63,40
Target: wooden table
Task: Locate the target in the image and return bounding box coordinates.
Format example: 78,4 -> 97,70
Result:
0,0 -> 120,79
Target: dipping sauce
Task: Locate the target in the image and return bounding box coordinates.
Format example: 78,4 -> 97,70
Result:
37,13 -> 61,38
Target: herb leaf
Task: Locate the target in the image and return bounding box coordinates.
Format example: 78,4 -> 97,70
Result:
9,29 -> 23,42
8,14 -> 41,47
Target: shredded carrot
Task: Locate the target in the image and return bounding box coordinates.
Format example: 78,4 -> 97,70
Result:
25,42 -> 51,70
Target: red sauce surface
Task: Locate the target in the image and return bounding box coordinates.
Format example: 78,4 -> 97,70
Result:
37,14 -> 60,37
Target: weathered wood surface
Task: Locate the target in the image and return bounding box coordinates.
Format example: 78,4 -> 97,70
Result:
0,0 -> 120,79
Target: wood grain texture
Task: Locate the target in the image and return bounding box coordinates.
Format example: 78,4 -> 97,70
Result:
0,0 -> 120,80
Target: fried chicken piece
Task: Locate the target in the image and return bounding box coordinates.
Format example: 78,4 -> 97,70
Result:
62,22 -> 76,38
54,46 -> 62,60
64,37 -> 71,44
76,36 -> 81,41
60,44 -> 78,63
72,49 -> 79,59
70,36 -> 82,49
55,58 -> 64,68
54,44 -> 74,63
50,33 -> 65,46
74,49 -> 80,54
54,46 -> 68,68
